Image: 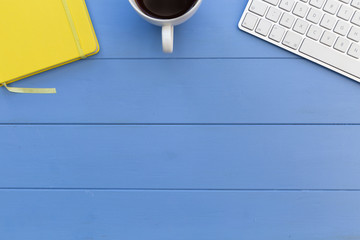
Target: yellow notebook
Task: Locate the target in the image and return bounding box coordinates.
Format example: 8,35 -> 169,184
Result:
0,0 -> 99,93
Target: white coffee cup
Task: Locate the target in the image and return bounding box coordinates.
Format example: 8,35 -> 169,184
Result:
129,0 -> 202,53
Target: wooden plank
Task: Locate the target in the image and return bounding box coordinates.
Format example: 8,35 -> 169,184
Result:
1,59 -> 359,123
1,190 -> 359,239
1,125 -> 360,189
87,0 -> 294,58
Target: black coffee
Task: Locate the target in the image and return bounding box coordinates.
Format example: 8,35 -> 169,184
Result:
135,0 -> 198,19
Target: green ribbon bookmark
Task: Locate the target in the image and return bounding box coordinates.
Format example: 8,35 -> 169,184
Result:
2,82 -> 56,94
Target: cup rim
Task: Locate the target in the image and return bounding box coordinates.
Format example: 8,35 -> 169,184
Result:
129,0 -> 202,23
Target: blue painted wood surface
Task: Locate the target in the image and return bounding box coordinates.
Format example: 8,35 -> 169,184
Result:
1,0 -> 360,239
1,191 -> 360,240
1,125 -> 360,189
1,59 -> 360,123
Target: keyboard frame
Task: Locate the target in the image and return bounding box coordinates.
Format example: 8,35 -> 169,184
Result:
238,0 -> 360,83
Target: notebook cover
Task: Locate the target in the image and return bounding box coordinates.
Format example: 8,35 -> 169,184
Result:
0,0 -> 99,86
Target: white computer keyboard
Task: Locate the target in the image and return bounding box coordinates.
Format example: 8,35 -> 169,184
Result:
239,0 -> 360,82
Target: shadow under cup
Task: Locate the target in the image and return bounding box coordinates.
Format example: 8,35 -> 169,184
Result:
135,0 -> 198,19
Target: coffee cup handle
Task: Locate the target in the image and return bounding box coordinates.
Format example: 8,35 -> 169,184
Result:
162,25 -> 174,53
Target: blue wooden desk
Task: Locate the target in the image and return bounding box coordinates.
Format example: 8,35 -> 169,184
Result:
1,0 -> 360,239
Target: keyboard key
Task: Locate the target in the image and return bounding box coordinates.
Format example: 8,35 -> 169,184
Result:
320,14 -> 336,29
269,25 -> 286,41
300,38 -> 360,78
351,11 -> 360,26
309,0 -> 325,8
282,31 -> 303,49
266,7 -> 282,22
334,20 -> 350,35
334,37 -> 350,52
307,25 -> 323,40
293,2 -> 309,17
256,19 -> 273,35
348,26 -> 360,41
323,0 -> 340,15
249,0 -> 268,16
320,31 -> 337,46
307,8 -> 323,23
337,5 -> 353,20
263,0 -> 279,5
241,13 -> 259,30
280,12 -> 295,28
293,19 -> 309,34
348,43 -> 360,58
279,0 -> 295,11
351,0 -> 360,9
